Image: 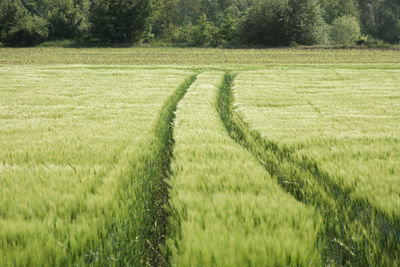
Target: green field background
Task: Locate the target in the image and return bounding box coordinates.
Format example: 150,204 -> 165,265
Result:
0,48 -> 399,266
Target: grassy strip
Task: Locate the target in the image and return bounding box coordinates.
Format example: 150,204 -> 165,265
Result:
1,48 -> 400,65
85,74 -> 197,266
218,72 -> 400,266
167,72 -> 322,266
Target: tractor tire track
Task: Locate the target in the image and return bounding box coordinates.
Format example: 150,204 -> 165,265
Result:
134,73 -> 198,266
86,74 -> 197,266
217,72 -> 400,266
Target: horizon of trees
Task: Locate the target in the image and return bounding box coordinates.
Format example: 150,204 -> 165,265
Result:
0,0 -> 399,47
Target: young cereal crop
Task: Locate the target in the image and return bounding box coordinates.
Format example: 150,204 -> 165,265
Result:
0,66 -> 194,266
167,72 -> 323,266
1,47 -> 400,65
228,68 -> 400,265
0,47 -> 399,266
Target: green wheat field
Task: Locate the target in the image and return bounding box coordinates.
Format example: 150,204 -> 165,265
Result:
0,48 -> 399,266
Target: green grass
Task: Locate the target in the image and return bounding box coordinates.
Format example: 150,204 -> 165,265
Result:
0,66 -> 194,265
90,74 -> 197,266
0,48 -> 399,266
231,68 -> 400,265
1,47 -> 400,65
234,68 -> 400,219
167,72 -> 322,266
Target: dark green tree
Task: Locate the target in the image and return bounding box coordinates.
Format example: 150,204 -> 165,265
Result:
0,0 -> 27,36
19,0 -> 47,15
357,0 -> 378,36
289,0 -> 326,45
163,0 -> 253,26
47,0 -> 86,39
217,14 -> 238,46
240,0 -> 290,46
319,0 -> 359,24
329,15 -> 361,44
240,0 -> 325,46
2,15 -> 48,46
89,0 -> 151,43
375,0 -> 400,44
189,14 -> 216,46
0,0 -> 48,46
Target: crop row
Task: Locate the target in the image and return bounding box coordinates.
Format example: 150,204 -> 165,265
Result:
1,48 -> 400,65
1,65 -> 398,266
0,66 -> 194,266
226,69 -> 400,265
166,72 -> 323,266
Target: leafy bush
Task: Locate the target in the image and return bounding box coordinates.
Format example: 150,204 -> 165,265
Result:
375,0 -> 400,44
319,0 -> 360,24
357,35 -> 392,48
2,15 -> 48,46
89,0 -> 151,43
329,15 -> 361,44
0,0 -> 48,46
240,0 -> 290,46
47,0 -> 87,39
0,0 -> 27,36
239,0 -> 326,46
288,0 -> 327,45
188,14 -> 218,46
172,14 -> 238,47
215,14 -> 238,46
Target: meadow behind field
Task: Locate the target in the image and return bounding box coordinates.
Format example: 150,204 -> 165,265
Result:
1,47 -> 400,65
0,47 -> 399,266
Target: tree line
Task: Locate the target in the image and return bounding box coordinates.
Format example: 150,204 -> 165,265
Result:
0,0 -> 399,47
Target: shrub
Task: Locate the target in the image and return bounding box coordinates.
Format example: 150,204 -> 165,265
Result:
0,0 -> 27,37
89,0 -> 151,43
0,0 -> 48,46
375,0 -> 400,44
47,0 -> 86,39
288,0 -> 327,45
239,0 -> 326,46
216,14 -> 238,46
188,14 -> 218,46
240,0 -> 290,46
319,0 -> 360,24
173,14 -> 220,47
329,15 -> 361,44
2,15 -> 48,46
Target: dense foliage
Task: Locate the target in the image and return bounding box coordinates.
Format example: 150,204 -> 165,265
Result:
46,0 -> 88,39
329,15 -> 361,44
0,0 -> 48,46
89,0 -> 151,43
0,0 -> 399,46
233,67 -> 400,266
0,48 -> 399,265
240,0 -> 326,46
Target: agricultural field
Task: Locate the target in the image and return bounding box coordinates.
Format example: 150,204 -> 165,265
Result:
232,68 -> 400,265
0,48 -> 399,266
168,72 -> 321,266
0,65 -> 194,265
1,47 -> 400,65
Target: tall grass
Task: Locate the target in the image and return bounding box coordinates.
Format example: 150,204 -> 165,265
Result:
228,69 -> 400,265
87,74 -> 197,266
1,49 -> 399,266
234,68 -> 400,221
1,47 -> 400,65
0,66 -> 194,266
166,72 -> 322,266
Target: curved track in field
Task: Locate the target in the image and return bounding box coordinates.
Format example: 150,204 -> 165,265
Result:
86,74 -> 197,266
217,72 -> 400,266
166,72 -> 323,266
